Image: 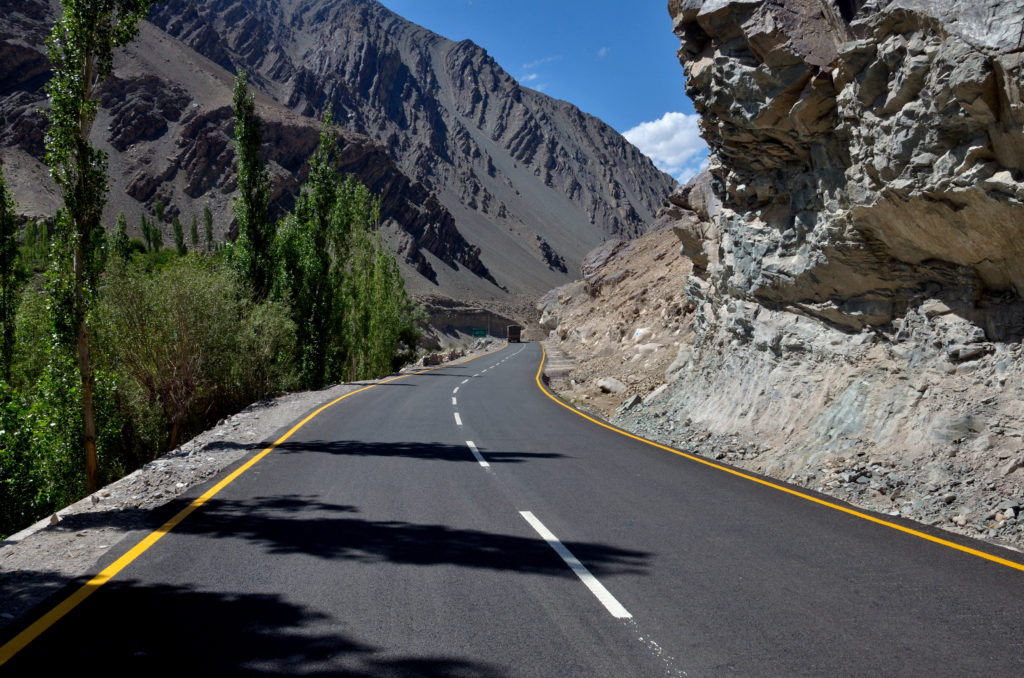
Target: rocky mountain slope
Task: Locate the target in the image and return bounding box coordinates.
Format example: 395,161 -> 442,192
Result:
539,0 -> 1024,550
0,0 -> 675,323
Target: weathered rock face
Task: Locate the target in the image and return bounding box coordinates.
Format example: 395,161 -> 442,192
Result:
0,0 -> 53,159
533,1 -> 1024,546
642,0 -> 1024,541
671,0 -> 1024,335
538,217 -> 1024,549
100,76 -> 190,152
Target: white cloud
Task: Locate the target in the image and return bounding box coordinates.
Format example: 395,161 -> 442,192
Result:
623,111 -> 708,183
522,55 -> 561,70
596,46 -> 609,59
521,73 -> 539,83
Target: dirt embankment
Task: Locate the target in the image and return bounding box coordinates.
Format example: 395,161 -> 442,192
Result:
538,226 -> 1024,554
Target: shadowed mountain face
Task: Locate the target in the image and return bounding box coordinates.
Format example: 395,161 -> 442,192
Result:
0,0 -> 674,311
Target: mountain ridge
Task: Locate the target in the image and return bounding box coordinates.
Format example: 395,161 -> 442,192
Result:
0,0 -> 675,322
145,0 -> 676,300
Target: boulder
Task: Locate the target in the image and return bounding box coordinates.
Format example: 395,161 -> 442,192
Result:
633,327 -> 654,344
597,377 -> 627,394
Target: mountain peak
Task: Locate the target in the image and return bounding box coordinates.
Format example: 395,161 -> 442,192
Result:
1,0 -> 675,314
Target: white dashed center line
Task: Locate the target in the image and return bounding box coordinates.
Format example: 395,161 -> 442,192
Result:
519,511 -> 632,619
452,397 -> 457,406
461,379 -> 469,384
453,387 -> 459,394
465,441 -> 489,468
454,412 -> 463,426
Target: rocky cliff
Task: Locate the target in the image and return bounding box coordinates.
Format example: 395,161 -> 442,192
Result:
540,1 -> 1024,547
0,0 -> 675,318
671,0 -> 1024,335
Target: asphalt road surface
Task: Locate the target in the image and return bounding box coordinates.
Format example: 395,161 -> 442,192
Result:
4,342 -> 1024,676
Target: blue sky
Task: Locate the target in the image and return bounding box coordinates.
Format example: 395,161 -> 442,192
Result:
378,0 -> 708,182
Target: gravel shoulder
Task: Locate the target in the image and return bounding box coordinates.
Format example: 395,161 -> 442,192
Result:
0,343 -> 500,637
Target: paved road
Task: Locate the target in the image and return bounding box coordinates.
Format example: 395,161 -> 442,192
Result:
4,342 -> 1024,676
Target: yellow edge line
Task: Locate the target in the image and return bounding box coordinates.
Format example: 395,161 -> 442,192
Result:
0,343 -> 506,665
534,343 -> 1024,574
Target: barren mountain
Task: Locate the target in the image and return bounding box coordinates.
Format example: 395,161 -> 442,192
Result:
0,0 -> 675,323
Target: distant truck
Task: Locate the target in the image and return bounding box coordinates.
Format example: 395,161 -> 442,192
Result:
507,325 -> 522,343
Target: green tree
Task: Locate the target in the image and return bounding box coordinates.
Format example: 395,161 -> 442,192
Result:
172,215 -> 186,255
44,0 -> 153,492
0,164 -> 18,382
148,201 -> 165,253
189,215 -> 199,250
274,121 -> 344,388
139,213 -> 149,251
275,117 -> 417,386
153,222 -> 162,252
153,198 -> 164,226
231,71 -> 273,299
343,199 -> 421,378
111,211 -> 131,261
203,204 -> 213,252
20,220 -> 50,272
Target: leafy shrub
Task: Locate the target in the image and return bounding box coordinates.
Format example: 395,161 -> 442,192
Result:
0,384 -> 38,536
11,282 -> 50,391
232,297 -> 298,406
96,254 -> 296,450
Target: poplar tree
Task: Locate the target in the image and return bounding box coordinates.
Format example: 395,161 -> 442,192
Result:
111,211 -> 131,261
189,215 -> 199,249
231,71 -> 273,299
0,164 -> 17,382
44,0 -> 152,492
274,119 -> 346,387
203,205 -> 213,252
152,221 -> 162,251
172,215 -> 186,255
275,115 -> 416,385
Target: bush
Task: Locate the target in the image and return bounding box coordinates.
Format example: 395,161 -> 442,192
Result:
11,282 -> 50,391
95,254 -> 296,450
0,383 -> 39,536
233,297 -> 298,406
0,352 -> 90,538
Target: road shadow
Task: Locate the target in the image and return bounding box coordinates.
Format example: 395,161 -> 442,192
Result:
17,493 -> 648,580
204,439 -> 568,464
164,494 -> 649,578
273,439 -> 568,464
1,491 -> 648,671
1,574 -> 510,676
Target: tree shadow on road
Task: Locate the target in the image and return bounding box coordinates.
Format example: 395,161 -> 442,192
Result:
167,494 -> 649,579
272,439 -> 569,464
2,573 -> 510,676
4,493 -> 648,583
204,439 -> 569,464
1,491 -> 649,674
